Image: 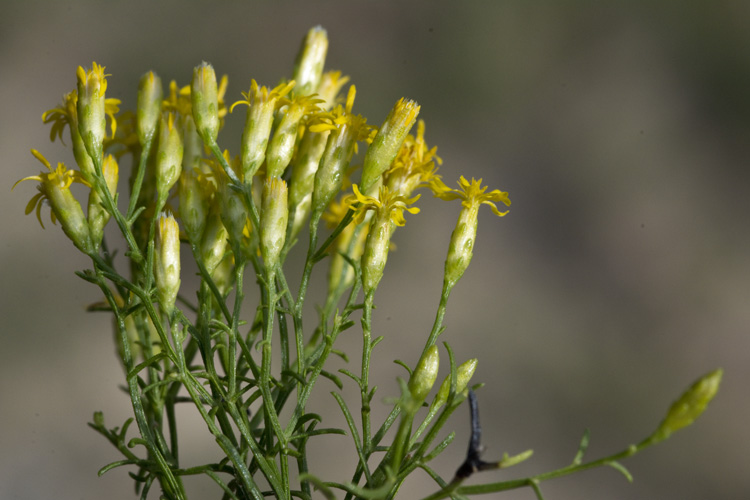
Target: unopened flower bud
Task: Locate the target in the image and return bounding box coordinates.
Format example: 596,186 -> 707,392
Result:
76,63 -> 108,163
361,210 -> 394,296
291,26 -> 328,97
654,368 -> 722,441
200,203 -> 229,276
88,154 -> 119,249
235,80 -> 295,181
261,178 -> 289,271
444,204 -> 479,289
179,167 -> 209,244
155,112 -> 184,206
180,114 -> 203,171
311,124 -> 358,219
408,346 -> 440,407
430,358 -> 478,412
136,71 -> 163,147
216,159 -> 249,250
288,129 -> 329,238
361,98 -> 420,195
191,62 -> 220,144
154,213 -> 181,316
266,103 -> 307,179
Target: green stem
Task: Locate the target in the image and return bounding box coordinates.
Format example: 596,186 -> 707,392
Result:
422,281 -> 453,357
419,437 -> 658,500
360,291 -> 375,458
126,140 -> 153,220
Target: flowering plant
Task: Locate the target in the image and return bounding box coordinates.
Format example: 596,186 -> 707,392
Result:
15,26 -> 721,500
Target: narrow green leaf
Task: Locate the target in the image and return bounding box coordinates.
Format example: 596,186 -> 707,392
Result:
98,459 -> 138,476
331,391 -> 371,483
572,429 -> 590,465
607,460 -> 633,482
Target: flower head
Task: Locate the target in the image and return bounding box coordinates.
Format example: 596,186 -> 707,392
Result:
384,119 -> 442,198
315,70 -> 350,111
432,176 -> 510,216
76,62 -> 120,160
231,79 -> 296,180
349,184 -> 420,226
435,176 -> 510,288
14,150 -> 92,253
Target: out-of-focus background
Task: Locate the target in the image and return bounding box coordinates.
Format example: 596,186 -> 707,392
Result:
2,2 -> 749,499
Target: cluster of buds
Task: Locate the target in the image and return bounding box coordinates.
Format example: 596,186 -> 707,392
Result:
17,26 -> 513,329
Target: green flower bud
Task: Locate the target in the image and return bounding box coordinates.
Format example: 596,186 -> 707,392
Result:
200,202 -> 229,276
87,154 -> 119,249
155,112 -> 184,206
654,368 -> 722,441
76,63 -> 108,163
154,213 -> 181,316
261,178 -> 289,271
361,210 -> 394,296
288,129 -> 329,239
178,167 -> 209,244
311,122 -> 358,219
191,62 -> 220,144
360,97 -> 420,195
266,102 -> 307,179
180,114 -> 203,171
430,358 -> 478,412
292,26 -> 328,97
408,346 -> 440,407
444,203 -> 479,289
216,159 -> 249,251
136,71 -> 163,147
234,80 -> 295,181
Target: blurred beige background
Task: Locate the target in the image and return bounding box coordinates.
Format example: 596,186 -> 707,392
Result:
2,2 -> 748,499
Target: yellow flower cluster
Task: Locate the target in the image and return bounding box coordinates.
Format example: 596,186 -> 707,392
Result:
16,27 -> 511,302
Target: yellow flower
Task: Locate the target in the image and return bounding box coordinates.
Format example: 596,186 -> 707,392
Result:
14,150 -> 93,254
42,90 -> 121,143
229,79 -> 296,113
315,70 -> 350,111
14,150 -> 90,227
349,184 -> 420,226
307,85 -> 374,145
384,119 -> 442,197
265,92 -> 324,179
231,79 -> 296,180
432,176 -> 510,216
